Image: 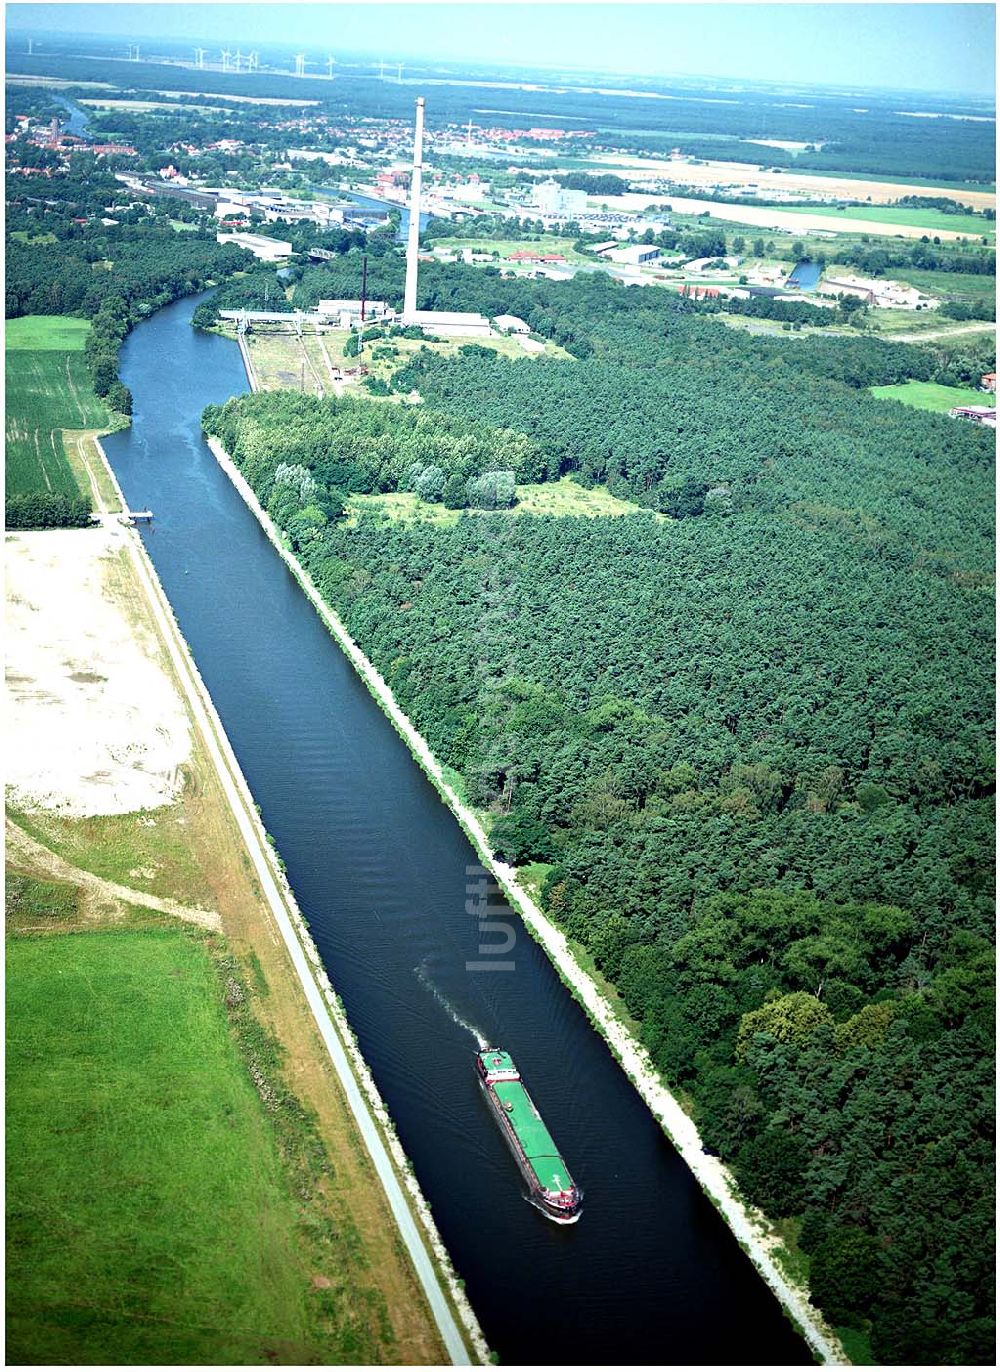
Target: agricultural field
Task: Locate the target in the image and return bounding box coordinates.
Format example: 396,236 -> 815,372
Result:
7,919 -> 344,1364
789,202 -> 993,241
890,266 -> 998,303
869,379 -> 992,412
6,315 -> 93,350
6,317 -> 111,502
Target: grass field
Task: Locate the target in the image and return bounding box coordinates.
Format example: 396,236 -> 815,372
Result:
889,267 -> 998,303
6,315 -> 92,351
430,234 -> 594,265
5,346 -> 110,500
6,920 -> 359,1364
869,380 -> 990,412
9,230 -> 58,246
240,324 -> 567,395
348,477 -> 655,526
789,203 -> 993,240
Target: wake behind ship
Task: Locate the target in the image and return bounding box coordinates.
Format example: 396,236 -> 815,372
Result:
476,1048 -> 582,1223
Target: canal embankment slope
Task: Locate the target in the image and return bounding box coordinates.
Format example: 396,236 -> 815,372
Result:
207,431 -> 848,1366
93,440 -> 487,1365
6,453 -> 480,1363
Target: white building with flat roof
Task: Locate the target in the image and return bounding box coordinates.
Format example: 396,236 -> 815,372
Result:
607,243 -> 662,268
316,299 -> 392,327
532,178 -> 587,218
216,231 -> 292,261
406,309 -> 493,338
493,314 -> 530,334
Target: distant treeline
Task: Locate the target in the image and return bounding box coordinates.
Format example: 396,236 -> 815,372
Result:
7,50 -> 995,183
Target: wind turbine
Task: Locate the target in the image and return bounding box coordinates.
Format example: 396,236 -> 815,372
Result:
325,55 -> 336,79
194,47 -> 206,69
220,48 -> 231,72
233,49 -> 244,73
397,62 -> 404,83
378,57 -> 386,81
294,53 -> 306,77
248,51 -> 259,73
27,38 -> 34,55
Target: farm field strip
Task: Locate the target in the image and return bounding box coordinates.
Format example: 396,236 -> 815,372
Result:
567,152 -> 997,211
603,190 -> 993,241
5,330 -> 111,502
785,203 -> 992,239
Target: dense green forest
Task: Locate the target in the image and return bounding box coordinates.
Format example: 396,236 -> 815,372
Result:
203,263 -> 995,1362
5,492 -> 92,529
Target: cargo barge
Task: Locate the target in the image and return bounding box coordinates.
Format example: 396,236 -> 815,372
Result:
476,1048 -> 582,1224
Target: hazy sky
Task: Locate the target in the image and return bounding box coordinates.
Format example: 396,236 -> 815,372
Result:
6,2 -> 997,97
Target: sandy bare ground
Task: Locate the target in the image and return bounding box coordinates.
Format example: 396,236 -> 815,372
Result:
6,816 -> 220,930
606,189 -> 989,241
587,153 -> 996,212
887,320 -> 997,342
5,527 -> 191,817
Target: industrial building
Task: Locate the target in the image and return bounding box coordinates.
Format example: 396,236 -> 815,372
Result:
531,178 -> 587,219
216,231 -> 293,261
493,315 -> 530,334
404,309 -> 492,338
316,299 -> 392,328
606,243 -> 662,268
400,97 -> 492,337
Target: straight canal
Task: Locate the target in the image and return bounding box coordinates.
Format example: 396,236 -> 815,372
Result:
103,294 -> 809,1367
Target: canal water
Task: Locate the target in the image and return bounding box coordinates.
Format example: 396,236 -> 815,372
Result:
785,259 -> 822,291
313,184 -> 431,240
102,293 -> 808,1367
54,94 -> 93,140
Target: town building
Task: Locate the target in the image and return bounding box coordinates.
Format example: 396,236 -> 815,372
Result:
950,404 -> 996,427
531,178 -> 588,219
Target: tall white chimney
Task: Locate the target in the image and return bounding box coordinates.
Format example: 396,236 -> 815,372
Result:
402,96 -> 425,322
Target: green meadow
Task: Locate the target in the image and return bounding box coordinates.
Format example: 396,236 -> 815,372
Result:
791,202 -> 993,239
6,315 -> 93,351
890,267 -> 998,304
6,888 -> 383,1364
869,379 -> 990,412
5,321 -> 109,500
